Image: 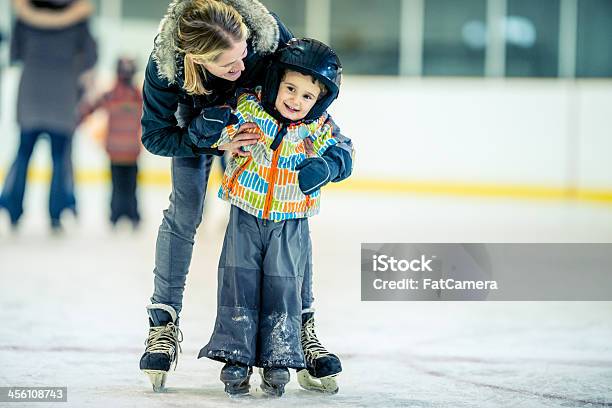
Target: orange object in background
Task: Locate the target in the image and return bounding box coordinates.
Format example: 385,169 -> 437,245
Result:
79,109 -> 109,145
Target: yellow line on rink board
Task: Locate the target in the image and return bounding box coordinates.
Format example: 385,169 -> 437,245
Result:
0,168 -> 611,205
328,179 -> 612,205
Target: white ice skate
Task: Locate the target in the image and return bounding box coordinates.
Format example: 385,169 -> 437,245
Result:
298,312 -> 341,394
297,370 -> 339,394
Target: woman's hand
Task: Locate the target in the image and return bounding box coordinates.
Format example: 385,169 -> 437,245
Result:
218,123 -> 259,157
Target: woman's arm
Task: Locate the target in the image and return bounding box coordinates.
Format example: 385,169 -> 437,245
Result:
142,55 -> 258,157
12,0 -> 93,29
189,93 -> 260,156
141,54 -> 205,157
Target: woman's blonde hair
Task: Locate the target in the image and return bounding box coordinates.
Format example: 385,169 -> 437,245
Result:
176,0 -> 249,95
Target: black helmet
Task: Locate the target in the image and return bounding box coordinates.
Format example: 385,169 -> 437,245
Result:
262,38 -> 342,123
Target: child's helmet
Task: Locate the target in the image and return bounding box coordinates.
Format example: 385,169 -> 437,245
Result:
262,38 -> 342,122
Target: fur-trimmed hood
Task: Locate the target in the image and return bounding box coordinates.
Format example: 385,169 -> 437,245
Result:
152,0 -> 280,84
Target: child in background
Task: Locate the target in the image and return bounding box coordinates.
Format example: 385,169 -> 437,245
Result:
190,38 -> 351,397
80,57 -> 143,228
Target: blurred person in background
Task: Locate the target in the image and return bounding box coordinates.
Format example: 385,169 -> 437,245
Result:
139,0 -> 353,394
0,0 -> 97,232
79,57 -> 143,229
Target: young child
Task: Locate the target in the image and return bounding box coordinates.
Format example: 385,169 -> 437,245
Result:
80,57 -> 143,228
192,38 -> 349,397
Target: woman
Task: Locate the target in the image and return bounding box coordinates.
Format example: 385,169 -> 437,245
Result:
0,0 -> 97,231
138,0 -> 353,394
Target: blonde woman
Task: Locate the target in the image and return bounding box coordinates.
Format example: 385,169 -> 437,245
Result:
140,0 -> 353,394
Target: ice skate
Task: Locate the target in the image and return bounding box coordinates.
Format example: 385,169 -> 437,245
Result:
298,312 -> 342,394
220,362 -> 252,396
259,367 -> 290,397
139,304 -> 182,392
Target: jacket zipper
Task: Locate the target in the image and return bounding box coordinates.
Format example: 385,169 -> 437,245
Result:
262,139 -> 283,220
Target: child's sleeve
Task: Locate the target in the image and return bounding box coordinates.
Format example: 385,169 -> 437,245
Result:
317,115 -> 354,183
308,116 -> 339,157
295,115 -> 353,195
210,93 -> 255,148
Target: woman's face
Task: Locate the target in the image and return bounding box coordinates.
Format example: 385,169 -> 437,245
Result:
201,39 -> 248,81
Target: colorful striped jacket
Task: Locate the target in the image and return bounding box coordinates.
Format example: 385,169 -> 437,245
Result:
213,89 -> 339,221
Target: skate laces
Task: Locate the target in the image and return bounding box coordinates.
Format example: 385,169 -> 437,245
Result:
144,322 -> 183,369
301,317 -> 331,362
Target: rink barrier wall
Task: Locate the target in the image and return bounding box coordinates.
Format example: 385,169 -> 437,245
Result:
0,168 -> 611,206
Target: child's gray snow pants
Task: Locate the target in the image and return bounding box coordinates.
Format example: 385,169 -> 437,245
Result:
199,205 -> 307,369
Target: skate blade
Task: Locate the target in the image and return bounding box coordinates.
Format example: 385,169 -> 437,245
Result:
258,368 -> 287,397
226,391 -> 251,398
143,369 -> 167,392
297,370 -> 339,394
260,382 -> 285,397
224,381 -> 250,397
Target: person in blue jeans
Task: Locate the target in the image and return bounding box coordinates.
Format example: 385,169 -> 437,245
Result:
0,0 -> 97,232
1,130 -> 73,229
138,0 -> 353,394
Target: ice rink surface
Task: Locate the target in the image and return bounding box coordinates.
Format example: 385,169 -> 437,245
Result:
1,183 -> 611,407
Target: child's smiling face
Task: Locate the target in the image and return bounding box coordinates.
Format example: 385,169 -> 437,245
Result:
274,70 -> 322,121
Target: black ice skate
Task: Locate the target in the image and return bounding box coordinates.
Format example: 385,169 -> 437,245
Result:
297,312 -> 342,394
139,304 -> 182,392
259,367 -> 290,397
220,362 -> 252,396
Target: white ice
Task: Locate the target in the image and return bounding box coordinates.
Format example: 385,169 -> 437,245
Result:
1,183 -> 611,408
